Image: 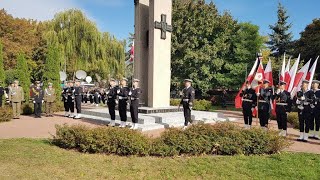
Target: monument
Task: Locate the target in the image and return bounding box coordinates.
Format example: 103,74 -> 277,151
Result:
134,0 -> 172,108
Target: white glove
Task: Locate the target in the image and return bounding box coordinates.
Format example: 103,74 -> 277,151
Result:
242,87 -> 246,91
42,100 -> 44,103
106,91 -> 110,95
257,93 -> 260,96
117,89 -> 120,94
33,101 -> 35,103
296,100 -> 300,104
276,89 -> 281,94
129,91 -> 132,96
251,108 -> 254,112
301,96 -> 305,100
115,100 -> 119,105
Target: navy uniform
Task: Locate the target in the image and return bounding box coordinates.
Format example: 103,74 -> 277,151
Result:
31,81 -> 44,118
0,83 -> 4,107
129,79 -> 142,130
62,82 -> 69,117
117,78 -> 130,128
296,80 -> 314,141
106,78 -> 118,126
66,81 -> 75,118
180,79 -> 195,129
240,81 -> 257,128
74,80 -> 83,119
257,80 -> 273,128
274,81 -> 292,136
310,80 -> 320,139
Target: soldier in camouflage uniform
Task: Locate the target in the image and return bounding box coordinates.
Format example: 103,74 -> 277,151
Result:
8,80 -> 24,119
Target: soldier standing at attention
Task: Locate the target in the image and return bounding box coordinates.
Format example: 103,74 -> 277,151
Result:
66,81 -> 75,118
296,80 -> 314,141
117,78 -> 130,128
179,79 -> 195,130
106,78 -> 118,127
129,79 -> 142,130
44,82 -> 56,117
0,82 -> 4,107
9,80 -> 24,119
310,80 -> 320,139
257,80 -> 273,129
74,80 -> 83,119
240,81 -> 257,129
274,82 -> 292,137
32,81 -> 44,118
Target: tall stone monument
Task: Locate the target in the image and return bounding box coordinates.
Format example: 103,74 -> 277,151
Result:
134,0 -> 172,108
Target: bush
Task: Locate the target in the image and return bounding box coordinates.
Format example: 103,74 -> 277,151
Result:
287,112 -> 299,129
170,99 -> 181,106
193,99 -> 211,111
53,122 -> 290,157
51,101 -> 64,113
0,106 -> 13,122
22,103 -> 34,115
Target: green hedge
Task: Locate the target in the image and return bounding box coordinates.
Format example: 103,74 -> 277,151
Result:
53,122 -> 290,157
287,112 -> 299,129
0,106 -> 13,122
170,99 -> 212,111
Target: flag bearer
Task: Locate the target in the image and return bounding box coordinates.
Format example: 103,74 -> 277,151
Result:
240,81 -> 257,129
257,80 -> 273,129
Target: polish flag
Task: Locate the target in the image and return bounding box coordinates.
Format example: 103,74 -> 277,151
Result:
306,56 -> 319,90
235,58 -> 259,108
125,41 -> 135,65
288,54 -> 300,92
252,60 -> 264,117
284,57 -> 291,90
279,53 -> 286,82
264,59 -> 273,86
290,59 -> 311,98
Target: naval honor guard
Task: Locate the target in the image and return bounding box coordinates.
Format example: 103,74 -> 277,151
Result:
106,78 -> 118,127
179,79 -> 195,130
310,80 -> 320,139
240,81 -> 257,129
274,82 -> 291,137
129,79 -> 142,130
257,80 -> 273,128
74,80 -> 83,119
117,78 -> 130,128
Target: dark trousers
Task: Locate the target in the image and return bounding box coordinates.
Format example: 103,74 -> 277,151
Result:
119,100 -> 127,122
242,101 -> 253,125
34,102 -> 42,117
89,96 -> 93,103
67,98 -> 74,113
258,103 -> 270,127
0,95 -> 2,107
107,100 -> 116,120
94,95 -> 100,104
75,96 -> 82,114
64,100 -> 68,111
299,108 -> 312,133
311,109 -> 320,131
276,105 -> 287,130
183,102 -> 192,126
130,100 -> 139,123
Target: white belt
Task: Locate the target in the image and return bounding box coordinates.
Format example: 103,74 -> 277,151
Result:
183,99 -> 189,102
243,99 -> 253,102
118,96 -> 128,100
131,97 -> 139,100
276,103 -> 287,106
259,100 -> 267,103
108,96 -> 114,98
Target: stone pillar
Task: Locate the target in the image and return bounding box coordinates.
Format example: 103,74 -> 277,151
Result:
134,0 -> 149,106
148,0 -> 172,107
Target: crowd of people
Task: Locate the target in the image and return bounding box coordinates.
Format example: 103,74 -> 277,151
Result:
240,79 -> 320,142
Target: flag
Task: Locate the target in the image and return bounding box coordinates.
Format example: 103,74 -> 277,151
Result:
284,57 -> 291,90
125,41 -> 135,65
290,59 -> 311,98
235,58 -> 259,108
288,54 -> 300,92
264,59 -> 276,116
307,56 -> 319,90
280,53 -> 286,82
252,60 -> 264,117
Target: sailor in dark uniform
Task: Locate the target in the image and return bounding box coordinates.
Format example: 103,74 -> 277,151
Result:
296,80 -> 314,141
0,82 -> 4,107
66,81 -> 75,118
179,79 -> 195,130
117,78 -> 130,128
310,80 -> 320,139
74,80 -> 83,119
31,81 -> 44,118
106,78 -> 118,127
274,81 -> 291,136
240,81 -> 257,129
129,79 -> 142,130
257,80 -> 273,129
62,81 -> 69,117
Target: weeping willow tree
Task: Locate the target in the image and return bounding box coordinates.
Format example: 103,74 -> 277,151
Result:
44,9 -> 125,80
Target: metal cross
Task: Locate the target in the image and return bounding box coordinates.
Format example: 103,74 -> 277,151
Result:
154,14 -> 173,40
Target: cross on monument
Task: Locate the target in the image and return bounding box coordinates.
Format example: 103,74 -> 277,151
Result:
154,14 -> 172,40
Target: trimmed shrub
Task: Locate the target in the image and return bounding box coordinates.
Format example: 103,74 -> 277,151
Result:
53,122 -> 290,157
51,101 -> 64,113
193,99 -> 211,111
287,112 -> 299,129
0,106 -> 13,122
170,99 -> 181,106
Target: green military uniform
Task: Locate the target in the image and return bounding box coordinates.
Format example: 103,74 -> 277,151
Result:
9,85 -> 24,119
44,85 -> 56,117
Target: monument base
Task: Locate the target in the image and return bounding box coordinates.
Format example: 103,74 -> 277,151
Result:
138,106 -> 182,114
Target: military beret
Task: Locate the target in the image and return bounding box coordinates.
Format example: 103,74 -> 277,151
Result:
133,79 -> 140,82
312,80 -> 320,84
263,80 -> 270,84
279,81 -> 286,85
48,82 -> 53,86
109,78 -> 116,82
184,79 -> 193,83
302,80 -> 309,84
122,78 -> 128,82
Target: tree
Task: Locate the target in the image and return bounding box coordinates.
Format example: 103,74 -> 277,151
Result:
16,53 -> 31,101
268,3 -> 293,57
0,41 -> 5,86
43,44 -> 61,90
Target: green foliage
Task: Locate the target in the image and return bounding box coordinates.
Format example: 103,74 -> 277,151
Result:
268,3 -> 293,56
51,101 -> 64,113
170,99 -> 181,106
0,106 -> 13,122
22,103 -> 34,115
171,1 -> 265,91
0,41 -> 5,86
43,45 -> 61,91
4,69 -> 18,85
16,53 -> 31,101
287,112 -> 299,129
193,99 -> 211,111
53,123 -> 290,157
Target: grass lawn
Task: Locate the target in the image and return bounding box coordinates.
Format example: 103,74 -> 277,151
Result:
0,139 -> 319,180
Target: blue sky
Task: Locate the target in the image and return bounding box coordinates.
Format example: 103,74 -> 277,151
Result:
0,0 -> 319,41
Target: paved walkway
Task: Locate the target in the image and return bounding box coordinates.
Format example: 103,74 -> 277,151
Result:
0,110 -> 319,154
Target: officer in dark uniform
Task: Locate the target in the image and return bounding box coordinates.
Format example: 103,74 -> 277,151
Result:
310,80 -> 320,139
106,78 -> 118,127
240,81 -> 257,129
117,78 -> 130,128
296,80 -> 314,141
74,80 -> 83,119
274,81 -> 292,136
129,79 -> 142,130
0,82 -> 4,107
32,81 -> 44,118
66,81 -> 75,118
257,80 -> 273,128
179,79 -> 195,130
62,81 -> 69,117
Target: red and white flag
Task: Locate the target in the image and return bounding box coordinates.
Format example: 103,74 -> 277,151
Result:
235,58 -> 259,108
306,56 -> 319,90
284,57 -> 291,90
290,59 -> 311,98
264,58 -> 273,86
125,41 -> 135,65
288,54 -> 300,92
280,53 -> 286,82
